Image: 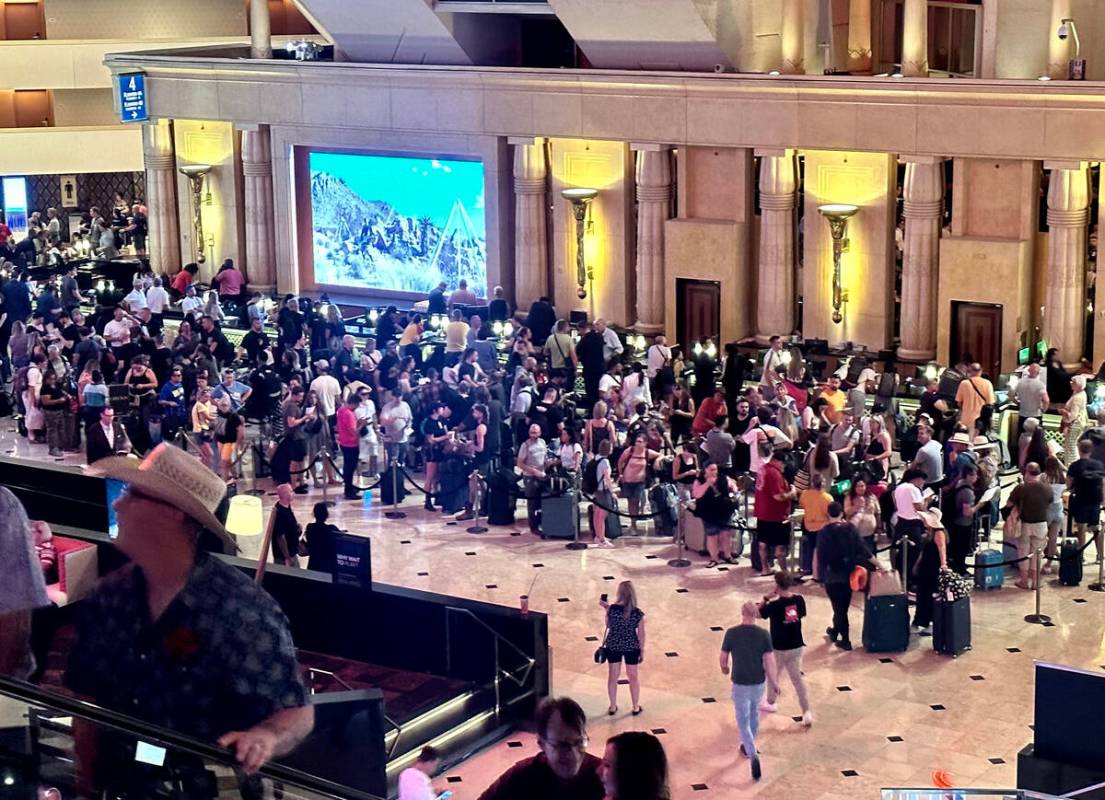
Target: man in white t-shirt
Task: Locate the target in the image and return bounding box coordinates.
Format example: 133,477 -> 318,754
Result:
761,335 -> 786,389
308,361 -> 342,423
123,279 -> 149,313
646,335 -> 671,379
1011,361 -> 1049,431
146,276 -> 170,312
397,746 -> 440,800
892,468 -> 930,587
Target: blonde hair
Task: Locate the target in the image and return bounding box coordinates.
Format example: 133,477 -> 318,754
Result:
615,580 -> 637,615
593,400 -> 608,420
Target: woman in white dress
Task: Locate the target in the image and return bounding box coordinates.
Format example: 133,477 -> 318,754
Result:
1062,375 -> 1089,465
349,382 -> 381,478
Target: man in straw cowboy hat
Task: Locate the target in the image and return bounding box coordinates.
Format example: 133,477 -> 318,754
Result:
66,443 -> 314,780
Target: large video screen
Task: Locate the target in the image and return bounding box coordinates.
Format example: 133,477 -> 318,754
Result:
308,151 -> 486,297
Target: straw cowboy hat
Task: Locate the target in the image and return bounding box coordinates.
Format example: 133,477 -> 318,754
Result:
344,380 -> 372,399
87,443 -> 235,549
949,432 -> 973,447
972,435 -> 996,451
918,508 -> 945,530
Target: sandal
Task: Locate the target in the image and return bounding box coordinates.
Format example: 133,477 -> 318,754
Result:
705,560 -> 718,568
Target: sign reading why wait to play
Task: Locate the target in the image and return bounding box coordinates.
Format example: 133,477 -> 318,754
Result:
118,73 -> 148,123
333,533 -> 372,590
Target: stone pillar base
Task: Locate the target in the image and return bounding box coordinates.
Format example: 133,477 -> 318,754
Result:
897,346 -> 936,363
634,321 -> 664,336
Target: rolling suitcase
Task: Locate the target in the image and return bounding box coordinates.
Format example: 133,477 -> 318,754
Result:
540,490 -> 579,539
486,470 -> 517,526
973,548 -> 1004,590
933,595 -> 972,656
683,511 -> 707,555
588,501 -> 624,540
862,594 -> 910,653
1059,536 -> 1083,586
650,485 -> 678,538
380,465 -> 407,505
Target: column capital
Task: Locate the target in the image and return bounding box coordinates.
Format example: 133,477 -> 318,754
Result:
899,155 -> 946,165
630,142 -> 673,152
637,185 -> 672,203
145,154 -> 175,171
513,177 -> 546,195
1044,160 -> 1088,172
903,199 -> 942,218
754,148 -> 794,158
1047,207 -> 1090,227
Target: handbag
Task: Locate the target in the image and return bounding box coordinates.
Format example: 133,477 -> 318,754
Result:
868,569 -> 903,597
849,565 -> 869,592
937,567 -> 973,600
593,627 -> 610,664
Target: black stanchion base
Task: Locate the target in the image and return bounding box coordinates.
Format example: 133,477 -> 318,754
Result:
385,510 -> 407,520
245,489 -> 265,496
467,525 -> 489,534
1025,614 -> 1052,624
667,557 -> 692,568
566,541 -> 588,550
1088,583 -> 1105,592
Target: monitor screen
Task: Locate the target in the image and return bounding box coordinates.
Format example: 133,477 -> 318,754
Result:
1036,340 -> 1048,358
1018,346 -> 1030,365
306,150 -> 486,297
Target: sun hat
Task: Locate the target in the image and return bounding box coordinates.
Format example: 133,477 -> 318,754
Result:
972,435 -> 996,450
918,508 -> 945,530
949,432 -> 973,447
86,443 -> 235,550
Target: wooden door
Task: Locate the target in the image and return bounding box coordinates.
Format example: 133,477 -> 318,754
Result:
951,301 -> 1002,380
676,278 -> 720,352
13,90 -> 51,128
3,1 -> 44,40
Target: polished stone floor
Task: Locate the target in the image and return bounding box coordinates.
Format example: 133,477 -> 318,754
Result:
7,430 -> 1105,800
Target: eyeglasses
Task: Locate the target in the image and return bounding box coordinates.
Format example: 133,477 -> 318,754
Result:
540,736 -> 589,753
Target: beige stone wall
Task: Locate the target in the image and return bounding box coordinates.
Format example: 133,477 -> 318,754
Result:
664,219 -> 752,344
951,158 -> 1038,241
547,138 -> 634,326
52,89 -> 118,128
44,0 -> 246,39
678,145 -> 752,222
801,149 -> 896,349
172,119 -> 243,279
936,237 -> 1033,372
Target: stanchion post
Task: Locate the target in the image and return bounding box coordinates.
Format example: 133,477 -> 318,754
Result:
1025,548 -> 1052,624
566,487 -> 588,551
467,475 -> 489,534
385,441 -> 406,520
1090,548 -> 1105,592
667,500 -> 691,568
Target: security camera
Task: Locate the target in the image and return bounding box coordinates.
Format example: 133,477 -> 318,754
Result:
713,63 -> 726,74
1058,22 -> 1070,40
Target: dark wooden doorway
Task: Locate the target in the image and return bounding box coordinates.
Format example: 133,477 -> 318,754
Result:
676,278 -> 721,352
950,301 -> 1002,380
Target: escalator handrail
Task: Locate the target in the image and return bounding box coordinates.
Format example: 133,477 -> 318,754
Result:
0,675 -> 385,800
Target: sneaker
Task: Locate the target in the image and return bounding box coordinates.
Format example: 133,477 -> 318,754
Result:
801,710 -> 814,727
750,756 -> 762,781
916,625 -> 933,637
601,539 -> 616,548
835,640 -> 853,651
759,701 -> 777,714
455,510 -> 475,521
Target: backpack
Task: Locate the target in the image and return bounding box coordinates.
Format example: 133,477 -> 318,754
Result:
582,457 -> 602,495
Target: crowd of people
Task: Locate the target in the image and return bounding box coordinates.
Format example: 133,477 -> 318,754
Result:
6,257 -> 1105,792
0,195 -> 148,269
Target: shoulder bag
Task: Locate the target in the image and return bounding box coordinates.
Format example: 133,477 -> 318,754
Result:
593,626 -> 610,663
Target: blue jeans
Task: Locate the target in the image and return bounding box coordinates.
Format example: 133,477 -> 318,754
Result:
731,682 -> 765,756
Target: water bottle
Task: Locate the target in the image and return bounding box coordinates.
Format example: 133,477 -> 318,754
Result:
362,489 -> 372,508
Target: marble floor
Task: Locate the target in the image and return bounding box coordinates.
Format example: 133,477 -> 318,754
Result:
6,430 -> 1105,800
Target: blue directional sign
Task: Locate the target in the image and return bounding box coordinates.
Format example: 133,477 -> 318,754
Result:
118,73 -> 148,123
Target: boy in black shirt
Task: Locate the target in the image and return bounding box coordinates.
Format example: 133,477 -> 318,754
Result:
758,571 -> 812,726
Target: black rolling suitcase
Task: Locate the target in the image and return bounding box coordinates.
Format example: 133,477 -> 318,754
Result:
380,464 -> 407,505
486,469 -> 518,526
933,596 -> 972,656
540,489 -> 579,539
1059,536 -> 1083,586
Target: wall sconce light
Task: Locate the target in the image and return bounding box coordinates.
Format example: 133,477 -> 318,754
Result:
179,164 -> 212,264
817,203 -> 859,325
561,187 -> 599,300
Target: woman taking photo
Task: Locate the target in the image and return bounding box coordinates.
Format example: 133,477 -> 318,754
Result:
600,732 -> 670,800
600,580 -> 646,716
692,462 -> 738,567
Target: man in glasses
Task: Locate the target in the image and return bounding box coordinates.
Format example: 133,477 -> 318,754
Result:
478,696 -> 602,800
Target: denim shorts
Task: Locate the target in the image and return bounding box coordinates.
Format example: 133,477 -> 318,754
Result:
620,482 -> 645,501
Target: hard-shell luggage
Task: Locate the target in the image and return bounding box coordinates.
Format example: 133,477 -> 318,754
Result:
589,501 -> 624,540
933,595 -> 972,656
862,594 -> 911,653
435,459 -> 468,513
541,490 -> 579,539
683,510 -> 707,554
1060,537 -> 1083,586
974,548 -> 1004,590
650,485 -> 679,538
486,470 -> 517,526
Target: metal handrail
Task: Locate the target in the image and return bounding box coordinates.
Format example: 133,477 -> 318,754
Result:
306,668 -> 403,760
444,606 -> 536,688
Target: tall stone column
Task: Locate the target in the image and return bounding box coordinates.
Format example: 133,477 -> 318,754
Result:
1047,0 -> 1073,79
142,119 -> 181,275
847,0 -> 872,73
250,0 -> 272,59
1044,162 -> 1090,362
512,138 -> 549,311
902,0 -> 928,76
780,0 -> 805,74
241,125 -> 277,294
898,157 -> 944,362
755,150 -> 797,343
633,146 -> 672,334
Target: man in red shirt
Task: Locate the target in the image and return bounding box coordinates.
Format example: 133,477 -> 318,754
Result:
336,393 -> 363,500
0,219 -> 11,252
754,450 -> 796,576
692,387 -> 727,437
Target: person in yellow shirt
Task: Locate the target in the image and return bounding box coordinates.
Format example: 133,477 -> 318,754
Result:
954,362 -> 995,435
818,376 -> 846,425
798,475 -> 833,579
398,314 -> 425,364
444,309 -> 469,367
190,387 -> 216,467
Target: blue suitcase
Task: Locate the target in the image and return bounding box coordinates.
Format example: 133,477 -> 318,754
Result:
862,594 -> 911,653
974,549 -> 1004,590
541,490 -> 579,539
933,596 -> 972,656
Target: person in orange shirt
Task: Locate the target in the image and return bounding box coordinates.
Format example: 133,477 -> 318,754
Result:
954,363 -> 995,435
817,376 -> 847,425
